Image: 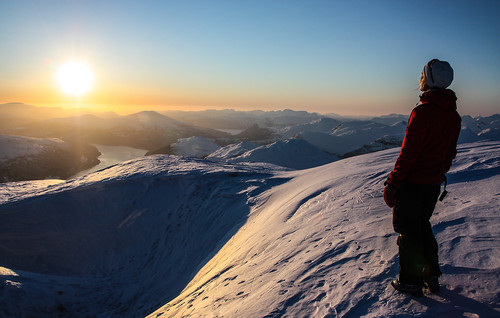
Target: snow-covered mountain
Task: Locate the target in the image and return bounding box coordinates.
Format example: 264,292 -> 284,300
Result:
369,113 -> 409,126
3,104 -> 500,173
226,138 -> 338,170
205,138 -> 338,170
280,117 -> 342,139
279,119 -> 408,157
459,114 -> 500,143
171,136 -> 222,158
1,106 -> 228,151
206,141 -> 260,160
162,109 -> 324,130
0,134 -> 100,182
1,141 -> 498,317
342,135 -> 404,158
275,113 -> 499,158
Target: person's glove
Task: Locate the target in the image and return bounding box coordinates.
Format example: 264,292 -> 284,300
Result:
383,180 -> 400,208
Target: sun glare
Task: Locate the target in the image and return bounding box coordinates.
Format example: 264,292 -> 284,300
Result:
56,61 -> 94,97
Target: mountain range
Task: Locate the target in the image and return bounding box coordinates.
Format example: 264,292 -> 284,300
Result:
1,103 -> 499,182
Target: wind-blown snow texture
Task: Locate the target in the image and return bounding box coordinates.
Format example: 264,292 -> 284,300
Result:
1,141 -> 499,317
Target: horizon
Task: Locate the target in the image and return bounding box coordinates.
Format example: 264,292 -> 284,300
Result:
1,1 -> 499,117
1,101 -> 495,119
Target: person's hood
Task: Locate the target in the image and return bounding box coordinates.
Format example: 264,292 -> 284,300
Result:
420,89 -> 457,110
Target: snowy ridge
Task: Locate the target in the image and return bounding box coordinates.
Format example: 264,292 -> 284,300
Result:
175,138 -> 337,170
290,120 -> 407,157
0,142 -> 499,317
206,141 -> 260,160
0,156 -> 284,316
226,138 -> 338,170
153,141 -> 499,318
171,136 -> 221,158
452,114 -> 500,144
0,134 -> 67,161
0,134 -> 100,182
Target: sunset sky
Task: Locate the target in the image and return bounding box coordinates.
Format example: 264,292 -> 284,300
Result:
1,0 -> 499,116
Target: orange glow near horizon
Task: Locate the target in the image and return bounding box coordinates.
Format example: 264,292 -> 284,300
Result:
25,97 -> 399,117
0,57 -> 412,117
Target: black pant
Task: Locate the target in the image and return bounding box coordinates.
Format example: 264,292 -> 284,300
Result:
393,182 -> 442,284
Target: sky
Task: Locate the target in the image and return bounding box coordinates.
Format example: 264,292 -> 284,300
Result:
1,0 -> 499,116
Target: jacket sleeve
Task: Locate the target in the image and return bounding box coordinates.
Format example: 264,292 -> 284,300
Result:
388,107 -> 428,185
442,113 -> 462,173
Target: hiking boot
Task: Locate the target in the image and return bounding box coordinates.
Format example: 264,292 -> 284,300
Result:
391,279 -> 424,297
424,276 -> 440,293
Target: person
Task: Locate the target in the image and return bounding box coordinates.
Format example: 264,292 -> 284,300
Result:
383,59 -> 461,297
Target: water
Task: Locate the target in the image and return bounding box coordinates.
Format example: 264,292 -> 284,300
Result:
71,144 -> 147,178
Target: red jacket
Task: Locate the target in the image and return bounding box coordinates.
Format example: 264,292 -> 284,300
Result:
388,89 -> 461,186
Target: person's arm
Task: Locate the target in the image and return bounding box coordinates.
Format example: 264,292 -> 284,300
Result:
442,114 -> 461,173
387,107 -> 428,185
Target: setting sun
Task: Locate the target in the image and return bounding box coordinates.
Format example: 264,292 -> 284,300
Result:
56,61 -> 94,97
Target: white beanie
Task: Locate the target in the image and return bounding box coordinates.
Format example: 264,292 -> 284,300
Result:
423,59 -> 454,88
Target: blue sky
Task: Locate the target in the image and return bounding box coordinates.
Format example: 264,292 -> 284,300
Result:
1,0 -> 499,115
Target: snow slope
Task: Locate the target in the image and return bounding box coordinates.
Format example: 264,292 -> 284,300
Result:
0,134 -> 100,182
0,134 -> 68,161
171,136 -> 222,158
460,114 -> 500,140
152,141 -> 500,318
206,141 -> 260,160
0,141 -> 499,317
227,138 -> 338,170
206,138 -> 338,170
292,120 -> 407,157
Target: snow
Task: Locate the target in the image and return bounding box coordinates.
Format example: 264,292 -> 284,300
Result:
0,141 -> 499,317
226,138 -> 338,170
273,113 -> 499,158
274,119 -> 408,157
0,179 -> 64,204
279,117 -> 342,139
0,134 -> 100,182
171,136 -> 222,158
206,141 -> 260,160
171,136 -> 338,169
3,106 -> 499,174
0,134 -> 67,161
